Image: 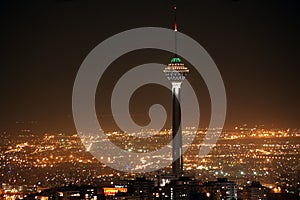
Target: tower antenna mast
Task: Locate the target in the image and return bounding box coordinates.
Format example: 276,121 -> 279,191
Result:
174,4 -> 178,56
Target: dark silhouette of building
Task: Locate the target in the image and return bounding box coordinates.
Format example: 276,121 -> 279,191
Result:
154,176 -> 211,200
24,185 -> 99,200
203,178 -> 237,200
242,181 -> 268,200
127,177 -> 154,200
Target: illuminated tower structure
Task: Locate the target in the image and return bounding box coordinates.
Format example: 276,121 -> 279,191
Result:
164,6 -> 189,176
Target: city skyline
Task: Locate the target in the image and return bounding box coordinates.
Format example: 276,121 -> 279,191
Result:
0,127 -> 299,197
0,1 -> 299,133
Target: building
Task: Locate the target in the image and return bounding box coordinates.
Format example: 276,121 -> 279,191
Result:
127,177 -> 154,200
242,181 -> 268,200
154,176 -> 210,200
203,178 -> 237,200
24,185 -> 99,200
163,5 -> 189,177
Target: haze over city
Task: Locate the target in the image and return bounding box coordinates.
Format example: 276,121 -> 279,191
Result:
0,0 -> 299,133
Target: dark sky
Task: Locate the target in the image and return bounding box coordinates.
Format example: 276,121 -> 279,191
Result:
0,0 -> 299,133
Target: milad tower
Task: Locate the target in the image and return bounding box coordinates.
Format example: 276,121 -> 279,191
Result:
163,5 -> 189,176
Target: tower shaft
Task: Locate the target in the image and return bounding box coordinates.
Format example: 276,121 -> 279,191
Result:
172,83 -> 183,175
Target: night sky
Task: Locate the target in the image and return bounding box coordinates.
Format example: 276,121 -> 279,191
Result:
0,0 -> 299,133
